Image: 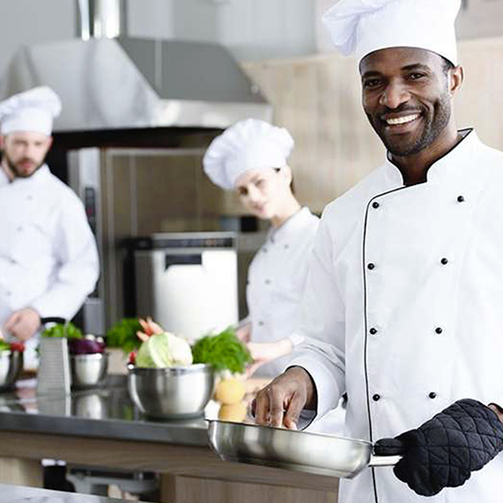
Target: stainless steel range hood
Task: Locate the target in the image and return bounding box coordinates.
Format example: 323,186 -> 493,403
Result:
0,0 -> 271,133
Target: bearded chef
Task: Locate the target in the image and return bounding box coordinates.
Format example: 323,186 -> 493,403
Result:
203,119 -> 319,377
254,0 -> 503,501
0,87 -> 99,368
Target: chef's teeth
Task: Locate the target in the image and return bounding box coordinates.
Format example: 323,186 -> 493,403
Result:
386,114 -> 419,125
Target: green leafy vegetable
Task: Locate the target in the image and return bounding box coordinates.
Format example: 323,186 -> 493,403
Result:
42,322 -> 83,339
192,327 -> 252,374
106,318 -> 142,353
0,340 -> 11,353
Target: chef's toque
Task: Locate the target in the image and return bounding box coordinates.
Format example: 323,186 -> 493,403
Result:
322,0 -> 461,65
203,119 -> 294,190
0,86 -> 62,136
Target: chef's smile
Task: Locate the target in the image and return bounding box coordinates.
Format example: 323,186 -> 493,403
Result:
381,111 -> 423,135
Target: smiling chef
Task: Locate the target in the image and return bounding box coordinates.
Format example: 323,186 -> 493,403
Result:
254,0 -> 503,501
0,86 -> 99,367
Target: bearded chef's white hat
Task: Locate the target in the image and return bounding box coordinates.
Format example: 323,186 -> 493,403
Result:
322,0 -> 461,65
0,86 -> 62,136
203,119 -> 294,190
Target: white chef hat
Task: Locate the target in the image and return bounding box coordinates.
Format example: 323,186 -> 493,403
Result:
203,119 -> 294,190
0,86 -> 62,136
322,0 -> 461,65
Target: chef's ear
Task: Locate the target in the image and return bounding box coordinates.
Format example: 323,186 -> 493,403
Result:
0,135 -> 4,150
449,65 -> 464,97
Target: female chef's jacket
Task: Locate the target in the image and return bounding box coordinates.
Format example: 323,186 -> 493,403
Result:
290,130 -> 503,503
0,165 -> 99,359
247,207 -> 319,376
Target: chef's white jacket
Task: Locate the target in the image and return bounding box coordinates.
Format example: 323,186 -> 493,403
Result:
0,165 -> 99,361
290,130 -> 503,503
246,207 -> 319,376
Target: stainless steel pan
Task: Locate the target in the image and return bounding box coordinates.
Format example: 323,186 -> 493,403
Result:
208,420 -> 402,479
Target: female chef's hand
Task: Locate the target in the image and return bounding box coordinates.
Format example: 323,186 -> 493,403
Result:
3,308 -> 41,341
253,366 -> 316,429
236,322 -> 251,343
246,338 -> 293,378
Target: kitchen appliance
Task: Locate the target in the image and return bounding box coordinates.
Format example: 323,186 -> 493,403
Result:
1,0 -> 271,131
208,420 -> 402,479
0,0 -> 271,335
123,232 -> 238,339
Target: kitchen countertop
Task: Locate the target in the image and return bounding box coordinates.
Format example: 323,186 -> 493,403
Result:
0,375 -> 217,447
0,376 -> 340,503
0,483 -> 147,502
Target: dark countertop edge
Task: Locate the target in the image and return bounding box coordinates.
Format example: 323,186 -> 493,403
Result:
0,411 -> 210,448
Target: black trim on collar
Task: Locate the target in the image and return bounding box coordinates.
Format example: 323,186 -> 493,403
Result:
386,128 -> 474,184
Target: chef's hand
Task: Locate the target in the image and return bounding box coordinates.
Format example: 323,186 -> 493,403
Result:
374,399 -> 503,497
246,338 -> 293,378
236,323 -> 251,343
3,308 -> 41,341
253,366 -> 316,430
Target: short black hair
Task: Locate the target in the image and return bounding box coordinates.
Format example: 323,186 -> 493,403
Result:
441,56 -> 455,75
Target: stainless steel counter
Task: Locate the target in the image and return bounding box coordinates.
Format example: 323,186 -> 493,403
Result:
0,376 -> 340,503
0,483 -> 145,502
0,375 -> 215,447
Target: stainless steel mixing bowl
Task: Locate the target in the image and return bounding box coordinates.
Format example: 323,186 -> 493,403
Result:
127,364 -> 215,419
0,350 -> 23,391
70,353 -> 108,389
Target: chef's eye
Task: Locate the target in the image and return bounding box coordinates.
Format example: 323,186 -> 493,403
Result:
237,187 -> 248,196
363,78 -> 382,89
408,72 -> 426,81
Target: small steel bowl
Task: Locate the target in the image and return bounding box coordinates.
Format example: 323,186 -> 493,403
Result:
0,350 -> 23,391
127,364 -> 215,419
70,353 -> 108,389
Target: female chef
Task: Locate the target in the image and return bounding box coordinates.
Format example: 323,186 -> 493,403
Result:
203,119 -> 319,377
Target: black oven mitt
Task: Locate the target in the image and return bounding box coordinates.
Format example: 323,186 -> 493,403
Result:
374,399 -> 503,497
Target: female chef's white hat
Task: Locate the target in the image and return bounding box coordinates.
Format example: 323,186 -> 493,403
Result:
203,119 -> 294,190
0,86 -> 62,136
322,0 -> 461,65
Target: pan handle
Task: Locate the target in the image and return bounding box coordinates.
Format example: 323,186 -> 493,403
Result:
368,454 -> 402,467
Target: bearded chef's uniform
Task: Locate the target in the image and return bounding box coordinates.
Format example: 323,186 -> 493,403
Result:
288,1 -> 503,502
0,87 -> 99,367
203,119 -> 319,376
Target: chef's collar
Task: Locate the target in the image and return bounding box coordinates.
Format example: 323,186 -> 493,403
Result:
384,129 -> 479,186
268,206 -> 312,244
0,166 -> 9,186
